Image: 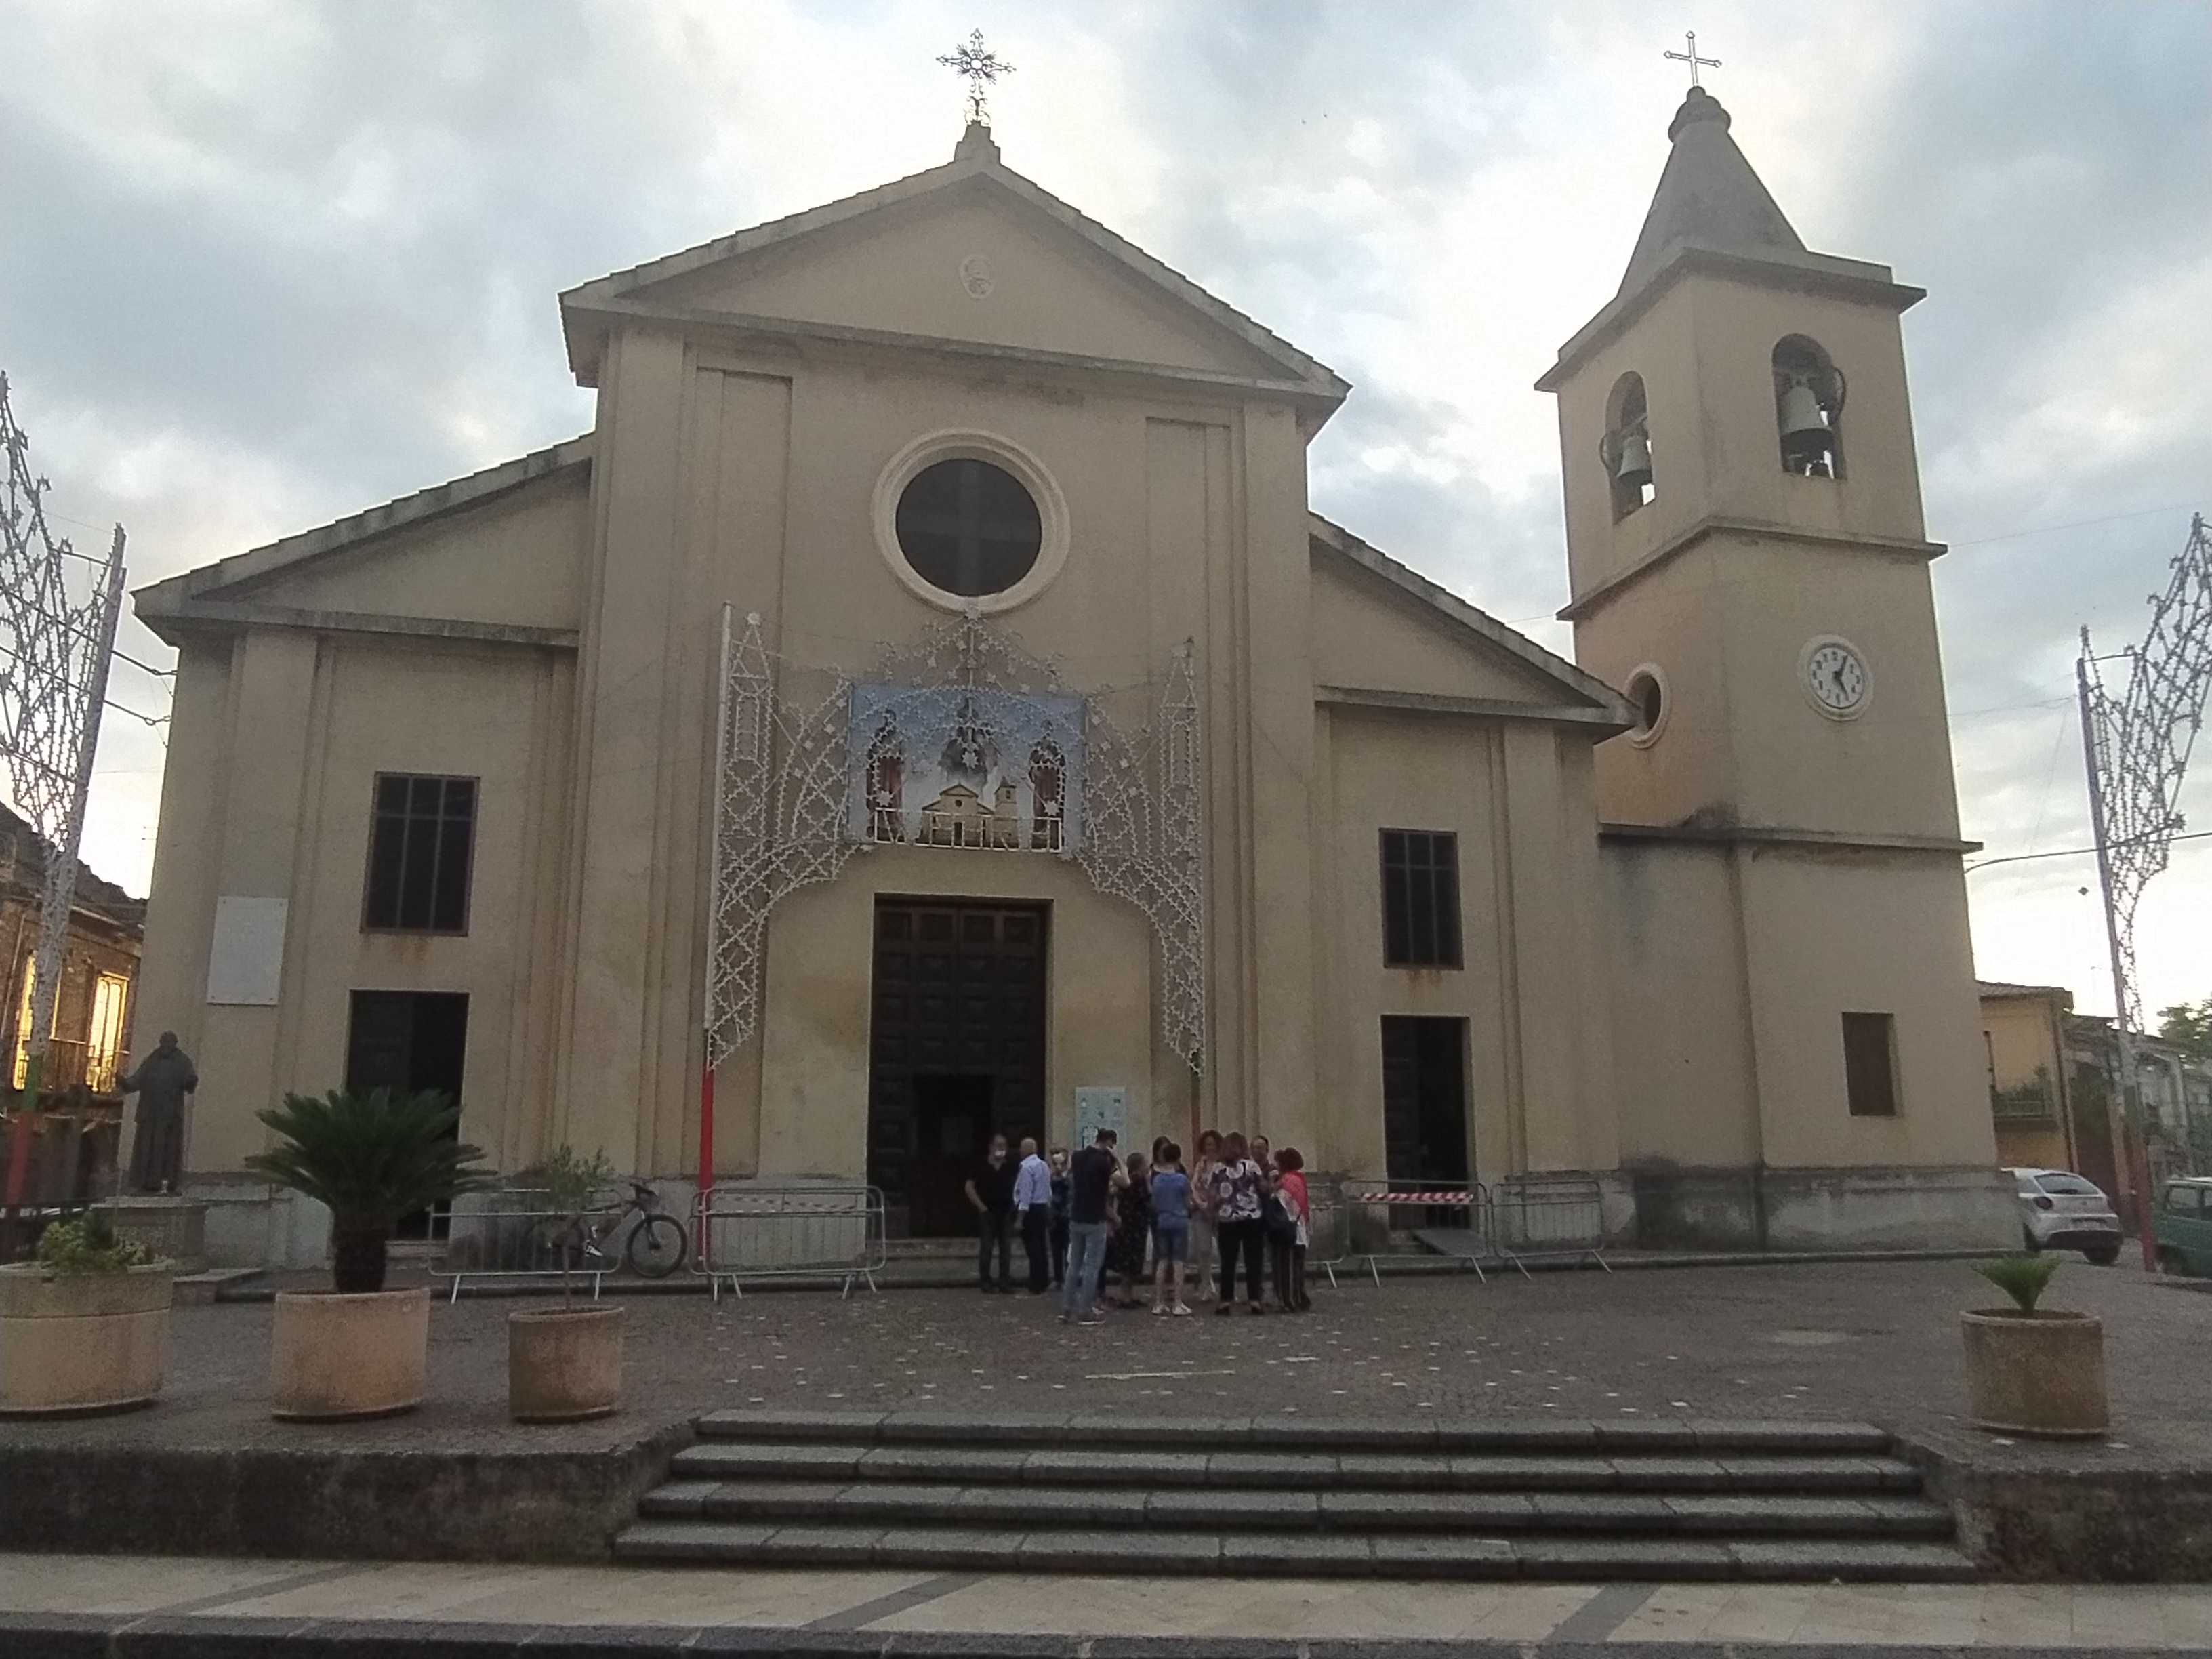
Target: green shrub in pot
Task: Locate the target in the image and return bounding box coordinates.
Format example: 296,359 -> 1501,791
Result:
245,1088 -> 494,1292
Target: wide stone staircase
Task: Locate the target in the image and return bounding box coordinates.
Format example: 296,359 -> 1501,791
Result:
616,1409 -> 1975,1580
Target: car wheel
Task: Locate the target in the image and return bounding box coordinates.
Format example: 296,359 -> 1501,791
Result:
2021,1229 -> 2043,1254
2158,1246 -> 2188,1277
2083,1244 -> 2119,1267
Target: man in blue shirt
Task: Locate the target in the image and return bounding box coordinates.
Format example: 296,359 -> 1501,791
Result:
1012,1136 -> 1053,1293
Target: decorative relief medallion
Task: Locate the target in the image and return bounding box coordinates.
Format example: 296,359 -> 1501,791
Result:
959,254 -> 995,298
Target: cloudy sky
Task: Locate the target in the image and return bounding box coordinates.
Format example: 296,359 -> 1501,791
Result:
3,0 -> 2207,1021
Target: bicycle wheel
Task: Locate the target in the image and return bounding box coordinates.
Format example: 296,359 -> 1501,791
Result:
626,1212 -> 687,1277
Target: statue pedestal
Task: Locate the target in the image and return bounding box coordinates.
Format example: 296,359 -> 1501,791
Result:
95,1197 -> 208,1275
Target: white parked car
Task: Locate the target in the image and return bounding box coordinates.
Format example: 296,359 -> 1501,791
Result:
2007,1167 -> 2123,1265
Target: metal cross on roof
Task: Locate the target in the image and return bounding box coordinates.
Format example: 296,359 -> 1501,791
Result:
1664,30 -> 1721,89
938,29 -> 1013,127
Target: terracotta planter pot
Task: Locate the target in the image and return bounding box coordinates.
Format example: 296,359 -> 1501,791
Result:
0,1262 -> 173,1415
508,1303 -> 625,1422
1961,1307 -> 2109,1439
270,1286 -> 430,1420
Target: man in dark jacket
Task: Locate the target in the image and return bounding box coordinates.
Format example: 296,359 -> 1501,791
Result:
121,1031 -> 199,1194
964,1133 -> 1018,1292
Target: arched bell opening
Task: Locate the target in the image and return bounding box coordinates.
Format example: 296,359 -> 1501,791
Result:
1774,335 -> 1846,479
1599,373 -> 1656,521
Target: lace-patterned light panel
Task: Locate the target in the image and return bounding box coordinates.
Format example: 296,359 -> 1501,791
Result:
703,607 -> 1206,1072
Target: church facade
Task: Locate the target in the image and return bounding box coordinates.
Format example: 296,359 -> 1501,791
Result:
132,91 -> 2015,1258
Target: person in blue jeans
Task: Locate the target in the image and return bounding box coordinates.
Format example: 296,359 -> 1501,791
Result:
1059,1128 -> 1127,1324
1149,1141 -> 1193,1315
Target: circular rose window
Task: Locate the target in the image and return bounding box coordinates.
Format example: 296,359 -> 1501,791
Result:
893,458 -> 1043,598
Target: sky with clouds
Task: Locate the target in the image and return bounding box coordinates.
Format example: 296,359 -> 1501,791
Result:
3,0 -> 2207,1021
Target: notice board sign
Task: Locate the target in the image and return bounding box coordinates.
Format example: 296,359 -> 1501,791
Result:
1073,1086 -> 1127,1148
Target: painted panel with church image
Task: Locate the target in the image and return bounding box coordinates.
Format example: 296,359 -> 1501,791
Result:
845,682 -> 1086,855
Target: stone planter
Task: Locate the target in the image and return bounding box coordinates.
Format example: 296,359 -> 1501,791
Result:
508,1303 -> 625,1422
270,1286 -> 430,1420
1961,1307 -> 2109,1439
0,1261 -> 174,1415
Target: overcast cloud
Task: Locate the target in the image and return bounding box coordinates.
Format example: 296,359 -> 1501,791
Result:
3,0 -> 2206,1018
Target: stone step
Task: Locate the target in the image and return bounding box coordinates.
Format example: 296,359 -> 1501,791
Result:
691,1407 -> 1895,1457
611,1519 -> 1978,1582
640,1477 -> 1954,1538
668,1440 -> 1925,1494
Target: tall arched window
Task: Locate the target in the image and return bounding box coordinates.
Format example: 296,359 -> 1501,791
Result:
1774,335 -> 1845,478
1600,373 -> 1654,520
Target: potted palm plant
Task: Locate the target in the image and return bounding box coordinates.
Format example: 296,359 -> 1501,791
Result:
246,1088 -> 492,1420
1,1214 -> 173,1414
1961,1254 -> 2109,1439
507,1145 -> 627,1422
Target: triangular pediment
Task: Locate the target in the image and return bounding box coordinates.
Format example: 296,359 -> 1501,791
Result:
134,439 -> 592,650
1309,516 -> 1633,733
560,129 -> 1347,407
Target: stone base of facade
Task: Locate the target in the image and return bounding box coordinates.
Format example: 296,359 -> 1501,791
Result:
1624,1164 -> 2019,1253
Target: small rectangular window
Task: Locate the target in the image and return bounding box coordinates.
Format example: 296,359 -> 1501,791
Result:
1380,830 -> 1462,969
363,774 -> 477,933
1842,1011 -> 1899,1118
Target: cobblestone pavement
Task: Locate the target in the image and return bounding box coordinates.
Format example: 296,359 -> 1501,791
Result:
5,1553 -> 2211,1649
6,1256 -> 2204,1472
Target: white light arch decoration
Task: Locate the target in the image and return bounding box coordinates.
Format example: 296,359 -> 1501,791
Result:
703,606 -> 1206,1073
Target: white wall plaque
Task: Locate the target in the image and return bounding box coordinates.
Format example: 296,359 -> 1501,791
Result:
1073,1086 -> 1127,1148
206,895 -> 288,1006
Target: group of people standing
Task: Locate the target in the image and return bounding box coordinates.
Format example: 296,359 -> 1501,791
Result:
964,1126 -> 1313,1324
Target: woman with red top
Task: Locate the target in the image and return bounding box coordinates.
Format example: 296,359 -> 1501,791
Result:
1272,1147 -> 1312,1313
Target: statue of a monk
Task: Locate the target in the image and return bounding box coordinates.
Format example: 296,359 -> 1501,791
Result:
121,1031 -> 199,1195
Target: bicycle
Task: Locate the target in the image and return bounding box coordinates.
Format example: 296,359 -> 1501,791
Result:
541,1179 -> 689,1279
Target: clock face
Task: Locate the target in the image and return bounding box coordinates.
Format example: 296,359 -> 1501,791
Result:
1803,640 -> 1870,716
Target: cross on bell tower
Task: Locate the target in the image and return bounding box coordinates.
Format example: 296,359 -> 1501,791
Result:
938,29 -> 1014,127
1664,30 -> 1721,89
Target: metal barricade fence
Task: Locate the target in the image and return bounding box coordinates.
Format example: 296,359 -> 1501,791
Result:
692,1185 -> 886,1300
1303,1181 -> 1352,1289
1490,1174 -> 1610,1276
431,1187 -> 616,1303
1345,1181 -> 1494,1284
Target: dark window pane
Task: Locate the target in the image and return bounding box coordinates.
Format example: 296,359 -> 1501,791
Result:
363,773 -> 478,934
1380,830 -> 1462,968
894,459 -> 1042,597
434,817 -> 474,930
1842,1012 -> 1898,1117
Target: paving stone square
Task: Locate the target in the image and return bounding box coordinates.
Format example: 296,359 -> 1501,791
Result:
6,1256 -> 2203,1479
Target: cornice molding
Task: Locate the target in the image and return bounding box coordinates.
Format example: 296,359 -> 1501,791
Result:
1559,516 -> 1947,622
1599,821 -> 1979,855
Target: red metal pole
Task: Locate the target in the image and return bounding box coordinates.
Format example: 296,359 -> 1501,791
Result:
697,1039 -> 716,1271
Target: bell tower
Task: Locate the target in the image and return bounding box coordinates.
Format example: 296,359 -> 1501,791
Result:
1538,85 -> 2010,1249
1540,84 -> 1958,841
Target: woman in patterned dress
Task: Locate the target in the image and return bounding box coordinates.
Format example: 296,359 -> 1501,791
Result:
1104,1150 -> 1153,1307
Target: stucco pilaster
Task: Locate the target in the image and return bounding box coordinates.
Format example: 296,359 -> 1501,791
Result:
139,640 -> 234,1168
557,327 -> 689,1170
193,629 -> 319,1169
1496,722 -> 1611,1172
1231,403 -> 1318,1149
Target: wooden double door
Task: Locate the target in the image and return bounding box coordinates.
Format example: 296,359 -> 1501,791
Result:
867,899 -> 1048,1237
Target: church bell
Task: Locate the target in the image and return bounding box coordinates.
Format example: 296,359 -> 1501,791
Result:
1613,428 -> 1654,493
1777,366 -> 1843,476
